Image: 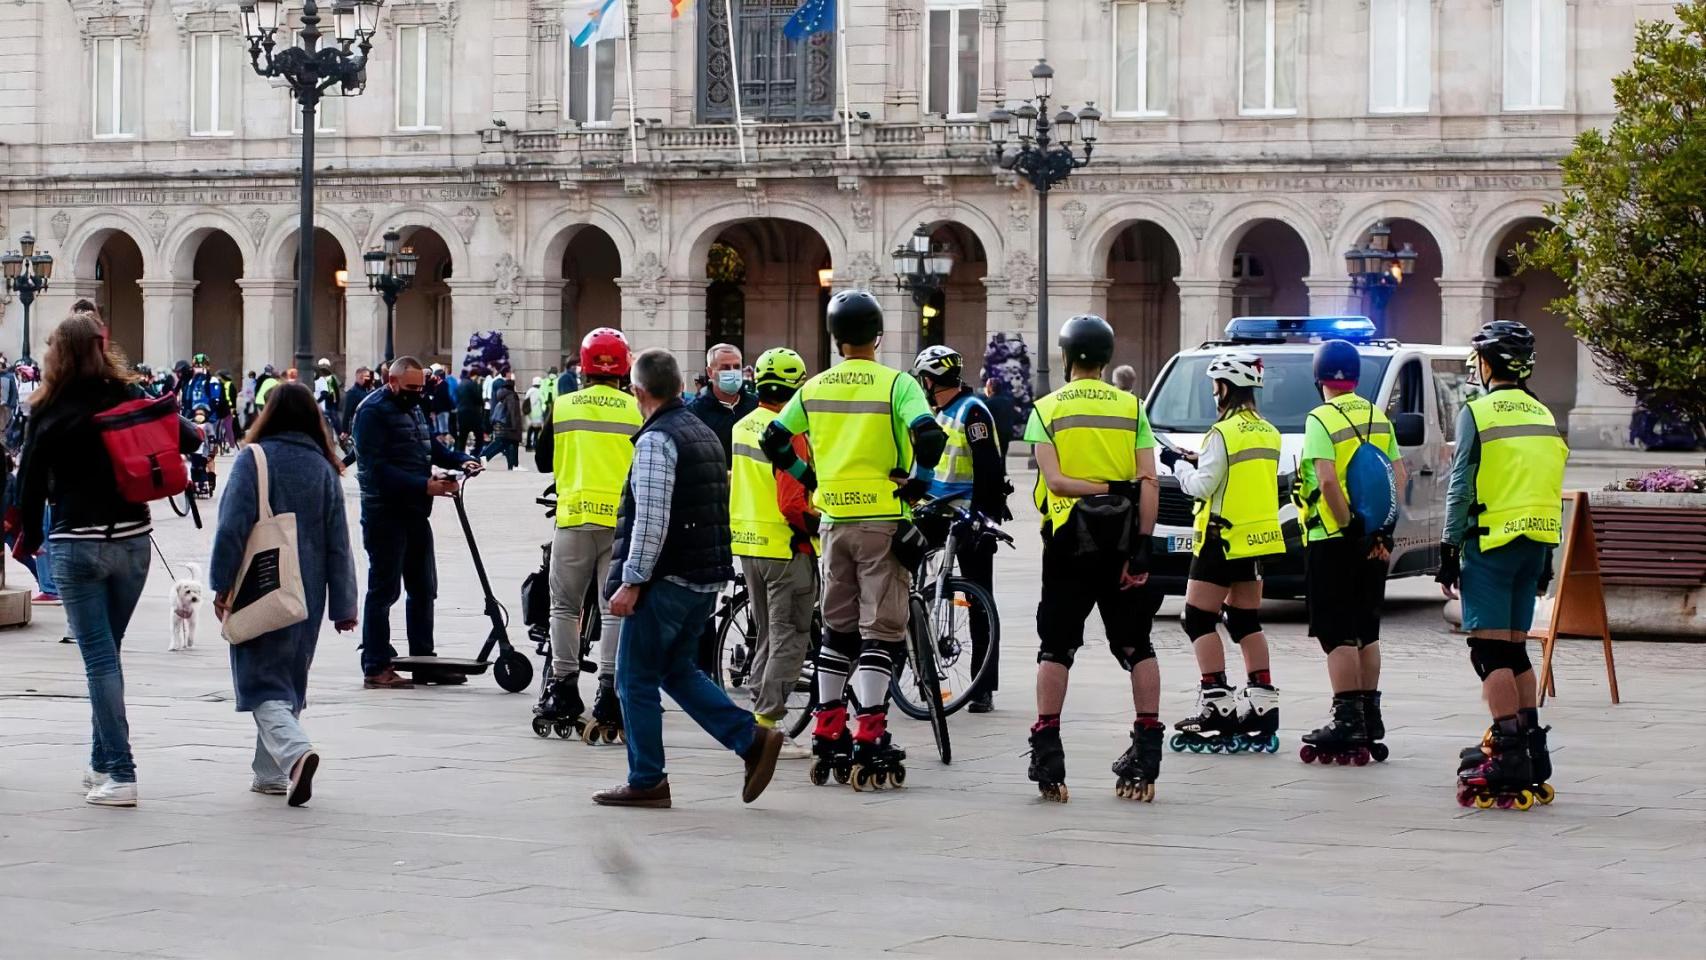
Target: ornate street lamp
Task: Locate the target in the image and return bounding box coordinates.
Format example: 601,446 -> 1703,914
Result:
987,60 -> 1099,394
891,223 -> 955,347
2,232 -> 54,364
363,228 -> 418,363
1343,220 -> 1419,334
239,0 -> 383,373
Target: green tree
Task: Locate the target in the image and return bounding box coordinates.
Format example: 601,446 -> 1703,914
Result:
1518,1 -> 1706,440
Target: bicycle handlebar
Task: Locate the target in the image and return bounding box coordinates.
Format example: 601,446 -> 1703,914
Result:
914,497 -> 1015,548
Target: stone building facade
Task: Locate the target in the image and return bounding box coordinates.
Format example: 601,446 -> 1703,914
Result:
0,0 -> 1673,444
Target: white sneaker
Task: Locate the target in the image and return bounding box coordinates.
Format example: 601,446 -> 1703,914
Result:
250,779 -> 289,796
777,736 -> 812,760
85,780 -> 137,807
82,767 -> 110,791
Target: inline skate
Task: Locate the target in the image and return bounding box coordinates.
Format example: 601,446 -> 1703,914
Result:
1361,690 -> 1390,762
848,713 -> 906,790
1170,685 -> 1241,753
1459,724 -> 1554,804
1299,694 -> 1373,765
808,703 -> 853,786
1027,722 -> 1068,802
1231,683 -> 1282,753
1458,729 -> 1537,810
1111,724 -> 1162,802
531,673 -> 586,739
582,679 -> 625,745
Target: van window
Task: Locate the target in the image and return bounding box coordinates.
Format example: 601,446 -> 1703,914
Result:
1430,357 -> 1482,442
1147,353 -> 1390,433
1386,358 -> 1425,426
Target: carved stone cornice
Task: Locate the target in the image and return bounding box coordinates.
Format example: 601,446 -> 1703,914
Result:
388,0 -> 459,30
69,0 -> 151,41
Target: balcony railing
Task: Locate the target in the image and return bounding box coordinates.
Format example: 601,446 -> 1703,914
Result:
504,120 -> 993,169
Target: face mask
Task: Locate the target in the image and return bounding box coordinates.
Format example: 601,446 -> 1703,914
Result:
715,370 -> 744,394
398,388 -> 425,408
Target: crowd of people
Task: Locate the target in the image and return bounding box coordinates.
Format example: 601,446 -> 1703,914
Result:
13,292 -> 1566,814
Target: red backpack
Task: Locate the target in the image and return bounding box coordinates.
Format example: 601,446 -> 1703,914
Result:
94,393 -> 190,503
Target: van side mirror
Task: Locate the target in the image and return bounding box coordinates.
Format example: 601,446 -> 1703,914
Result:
1393,412 -> 1425,448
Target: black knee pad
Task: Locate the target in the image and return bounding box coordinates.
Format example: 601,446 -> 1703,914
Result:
1038,641 -> 1078,669
869,638 -> 907,664
1468,638 -> 1527,680
1181,604 -> 1220,641
1316,633 -> 1359,655
1222,605 -> 1262,644
1111,635 -> 1156,672
824,628 -> 861,659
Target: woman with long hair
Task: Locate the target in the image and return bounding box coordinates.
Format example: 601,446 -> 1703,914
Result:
17,314 -> 198,807
209,382 -> 357,806
1166,353 -> 1288,756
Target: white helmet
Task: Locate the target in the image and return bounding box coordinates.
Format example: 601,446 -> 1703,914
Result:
911,345 -> 964,384
1205,352 -> 1264,389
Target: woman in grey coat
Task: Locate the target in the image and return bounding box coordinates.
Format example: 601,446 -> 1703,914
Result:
210,383 -> 358,807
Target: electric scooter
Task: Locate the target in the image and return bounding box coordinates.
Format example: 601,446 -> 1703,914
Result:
391,471 -> 534,693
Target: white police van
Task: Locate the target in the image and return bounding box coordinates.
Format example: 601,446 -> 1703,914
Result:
1145,316 -> 1476,598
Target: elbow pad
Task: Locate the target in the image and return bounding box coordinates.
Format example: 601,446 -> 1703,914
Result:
760,421 -> 799,468
909,418 -> 947,471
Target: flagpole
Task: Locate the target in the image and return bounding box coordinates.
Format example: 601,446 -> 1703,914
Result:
836,0 -> 851,161
622,2 -> 639,165
722,0 -> 748,163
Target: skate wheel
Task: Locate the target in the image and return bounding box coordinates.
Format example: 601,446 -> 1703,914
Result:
1370,742 -> 1390,763
1054,784 -> 1070,803
873,770 -> 889,789
809,764 -> 829,786
532,717 -> 552,738
1534,783 -> 1555,805
1266,735 -> 1280,753
1207,740 -> 1224,754
1114,780 -> 1130,799
555,720 -> 580,739
1334,752 -> 1352,766
1168,734 -> 1186,752
891,767 -> 906,787
1189,742 -> 1205,754
1496,794 -> 1515,810
1473,794 -> 1495,809
1138,782 -> 1155,803
1456,786 -> 1475,808
850,765 -> 871,791
1352,748 -> 1371,767
833,766 -> 851,785
1298,745 -> 1317,764
1513,790 -> 1535,811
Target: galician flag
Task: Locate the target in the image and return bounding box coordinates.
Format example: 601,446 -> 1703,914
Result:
571,0 -> 627,46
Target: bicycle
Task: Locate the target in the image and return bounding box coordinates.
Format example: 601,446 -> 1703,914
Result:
712,573 -> 819,741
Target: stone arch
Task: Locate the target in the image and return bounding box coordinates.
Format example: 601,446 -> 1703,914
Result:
65,212 -> 157,279
672,200 -> 849,281
261,212 -> 361,277
1201,198 -> 1328,278
162,210 -> 259,280
1470,198 -> 1555,276
884,202 -> 1005,274
1340,215 -> 1450,344
1083,204 -> 1198,272
368,206 -> 470,263
529,205 -> 639,280
1331,198 -> 1461,278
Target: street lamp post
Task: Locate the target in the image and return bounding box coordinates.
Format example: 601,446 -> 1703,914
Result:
890,223 -> 955,348
1343,220 -> 1418,334
362,229 -> 418,364
1,232 -> 54,364
986,60 -> 1099,395
239,0 -> 383,374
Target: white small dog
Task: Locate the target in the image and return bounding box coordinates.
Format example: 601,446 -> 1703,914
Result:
169,562 -> 205,652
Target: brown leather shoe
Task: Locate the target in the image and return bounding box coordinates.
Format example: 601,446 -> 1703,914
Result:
592,780 -> 671,808
741,727 -> 784,803
363,668 -> 415,689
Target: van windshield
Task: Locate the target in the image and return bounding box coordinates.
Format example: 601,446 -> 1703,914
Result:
1146,353 -> 1390,433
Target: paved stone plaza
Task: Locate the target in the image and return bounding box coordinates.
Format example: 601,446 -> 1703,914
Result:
1,463 -> 1701,959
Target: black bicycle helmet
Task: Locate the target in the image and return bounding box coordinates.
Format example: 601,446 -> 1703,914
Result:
1313,339 -> 1362,384
826,290 -> 884,346
1471,320 -> 1537,380
1058,314 -> 1115,370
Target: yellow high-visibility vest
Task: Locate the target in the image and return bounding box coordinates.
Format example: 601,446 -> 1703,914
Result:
1300,393 -> 1394,539
795,359 -> 912,522
550,383 -> 642,528
1468,389 -> 1568,550
730,406 -> 795,559
1030,379 -> 1140,531
1194,410 -> 1285,559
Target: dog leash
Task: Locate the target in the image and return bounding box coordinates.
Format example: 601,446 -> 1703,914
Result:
149,535 -> 178,581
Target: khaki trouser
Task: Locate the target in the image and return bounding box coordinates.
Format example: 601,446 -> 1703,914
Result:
820,521 -> 910,643
740,553 -> 817,722
549,525 -> 622,679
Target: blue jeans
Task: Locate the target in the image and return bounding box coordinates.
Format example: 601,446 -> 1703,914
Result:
616,579 -> 756,789
481,437 -> 518,469
360,507 -> 437,676
53,537 -> 151,782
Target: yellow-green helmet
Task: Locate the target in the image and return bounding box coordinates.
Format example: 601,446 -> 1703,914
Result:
754,348 -> 807,391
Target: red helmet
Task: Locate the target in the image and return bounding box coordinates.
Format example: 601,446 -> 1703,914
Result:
580,327 -> 631,377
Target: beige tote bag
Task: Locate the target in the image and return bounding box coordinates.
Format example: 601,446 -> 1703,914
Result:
222,445 -> 309,645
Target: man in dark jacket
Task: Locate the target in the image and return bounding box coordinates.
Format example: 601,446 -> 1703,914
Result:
351,356 -> 482,689
982,377 -> 1018,457
686,343 -> 758,467
454,368 -> 486,454
480,375 -> 524,469
592,348 -> 782,809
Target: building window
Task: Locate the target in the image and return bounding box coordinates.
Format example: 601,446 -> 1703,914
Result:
699,0 -> 835,123
396,23 -> 446,131
565,1 -> 618,125
190,33 -> 241,135
1368,0 -> 1431,113
926,0 -> 980,118
1239,0 -> 1299,115
1503,0 -> 1565,110
92,37 -> 140,138
1113,1 -> 1168,116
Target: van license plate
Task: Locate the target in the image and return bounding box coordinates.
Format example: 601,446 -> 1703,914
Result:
1167,536 -> 1194,554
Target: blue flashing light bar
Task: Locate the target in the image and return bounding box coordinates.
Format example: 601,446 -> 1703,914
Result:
1224,316 -> 1378,343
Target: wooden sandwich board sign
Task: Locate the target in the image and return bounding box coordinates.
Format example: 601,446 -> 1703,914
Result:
1530,490 -> 1620,706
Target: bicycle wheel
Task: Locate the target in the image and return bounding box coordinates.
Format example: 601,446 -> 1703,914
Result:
902,595 -> 950,764
782,615 -> 823,741
578,581 -> 601,677
713,591 -> 755,694
167,492 -> 188,517
926,577 -> 1000,716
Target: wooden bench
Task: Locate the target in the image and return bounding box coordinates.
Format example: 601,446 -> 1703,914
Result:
1592,505 -> 1706,588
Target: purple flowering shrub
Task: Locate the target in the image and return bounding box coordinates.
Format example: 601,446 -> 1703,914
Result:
463,331 -> 511,375
1606,467 -> 1706,493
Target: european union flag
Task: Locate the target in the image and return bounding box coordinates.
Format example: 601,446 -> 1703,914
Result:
783,0 -> 834,41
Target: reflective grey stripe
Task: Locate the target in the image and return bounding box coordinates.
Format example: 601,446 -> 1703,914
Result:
1225,447 -> 1281,466
553,418 -> 638,436
1480,423 -> 1560,443
732,442 -> 769,462
802,398 -> 892,415
1327,423 -> 1392,443
1051,414 -> 1137,432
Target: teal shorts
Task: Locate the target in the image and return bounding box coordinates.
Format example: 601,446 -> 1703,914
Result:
1460,537 -> 1551,634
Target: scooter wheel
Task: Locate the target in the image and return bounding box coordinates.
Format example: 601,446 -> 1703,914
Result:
494,651 -> 534,693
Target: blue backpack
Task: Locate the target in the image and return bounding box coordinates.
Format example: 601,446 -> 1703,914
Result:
1313,403 -> 1398,539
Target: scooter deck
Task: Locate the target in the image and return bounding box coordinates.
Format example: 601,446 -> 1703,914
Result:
391,656 -> 491,675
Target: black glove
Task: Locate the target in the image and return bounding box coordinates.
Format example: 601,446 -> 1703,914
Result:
1436,542 -> 1461,588
1126,536 -> 1154,577
1106,479 -> 1142,502
1158,447 -> 1182,470
890,469 -> 930,503
798,466 -> 818,493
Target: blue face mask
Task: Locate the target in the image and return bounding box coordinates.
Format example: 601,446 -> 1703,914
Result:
715,370 -> 744,394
